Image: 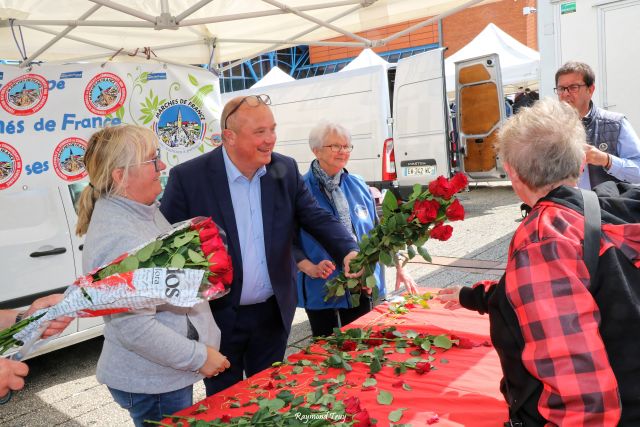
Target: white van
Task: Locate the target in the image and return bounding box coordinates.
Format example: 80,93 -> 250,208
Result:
223,48 -> 508,198
0,182 -> 105,357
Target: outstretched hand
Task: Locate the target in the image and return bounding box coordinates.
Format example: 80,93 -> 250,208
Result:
436,286 -> 463,310
24,294 -> 73,338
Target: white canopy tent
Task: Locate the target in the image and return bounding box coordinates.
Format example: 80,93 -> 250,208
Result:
251,65 -> 294,87
0,0 -> 496,69
341,47 -> 389,71
444,22 -> 539,91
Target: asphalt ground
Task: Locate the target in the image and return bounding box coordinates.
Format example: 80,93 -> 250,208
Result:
0,182 -> 522,427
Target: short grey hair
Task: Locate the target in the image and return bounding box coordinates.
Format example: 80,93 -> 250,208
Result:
308,121 -> 351,150
497,97 -> 585,189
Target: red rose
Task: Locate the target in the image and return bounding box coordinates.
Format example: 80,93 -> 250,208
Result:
221,414 -> 232,423
384,330 -> 397,339
365,331 -> 384,347
352,409 -> 372,427
340,340 -> 357,351
451,334 -> 474,349
427,414 -> 440,424
392,380 -> 405,388
445,199 -> 465,221
344,396 -> 362,414
411,199 -> 440,224
429,176 -> 455,199
449,172 -> 469,193
415,361 -> 431,374
263,381 -> 275,390
430,224 -> 453,241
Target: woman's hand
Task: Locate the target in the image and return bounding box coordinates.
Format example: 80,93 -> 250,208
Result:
199,347 -> 230,378
436,286 -> 463,310
394,260 -> 419,294
297,259 -> 336,280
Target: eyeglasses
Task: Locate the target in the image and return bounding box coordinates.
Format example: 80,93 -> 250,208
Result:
138,148 -> 161,172
223,94 -> 271,130
323,144 -> 354,153
554,84 -> 587,94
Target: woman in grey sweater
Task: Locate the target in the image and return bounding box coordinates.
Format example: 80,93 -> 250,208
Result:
76,125 -> 229,426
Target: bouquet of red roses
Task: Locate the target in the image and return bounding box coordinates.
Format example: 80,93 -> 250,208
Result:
1,217 -> 233,355
325,173 -> 468,307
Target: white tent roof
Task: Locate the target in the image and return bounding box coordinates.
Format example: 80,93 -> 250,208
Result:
251,66 -> 294,88
0,0 -> 496,67
341,48 -> 389,72
445,22 -> 539,91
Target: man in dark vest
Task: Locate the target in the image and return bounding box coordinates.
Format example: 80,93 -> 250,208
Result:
555,61 -> 640,189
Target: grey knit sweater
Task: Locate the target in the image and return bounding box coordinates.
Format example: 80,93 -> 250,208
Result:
82,196 -> 221,394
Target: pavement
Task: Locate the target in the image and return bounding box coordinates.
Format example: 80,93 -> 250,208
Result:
0,182 -> 522,427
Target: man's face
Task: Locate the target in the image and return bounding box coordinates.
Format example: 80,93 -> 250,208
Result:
556,72 -> 595,117
225,104 -> 276,177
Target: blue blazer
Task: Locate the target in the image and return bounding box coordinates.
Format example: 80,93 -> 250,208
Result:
160,147 -> 358,336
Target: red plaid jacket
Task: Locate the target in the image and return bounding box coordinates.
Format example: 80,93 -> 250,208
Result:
462,183 -> 640,426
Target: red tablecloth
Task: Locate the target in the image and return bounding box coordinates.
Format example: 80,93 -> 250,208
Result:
165,292 -> 508,426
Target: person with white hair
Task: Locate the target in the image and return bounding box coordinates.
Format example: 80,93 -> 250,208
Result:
438,98 -> 640,426
295,121 -> 418,337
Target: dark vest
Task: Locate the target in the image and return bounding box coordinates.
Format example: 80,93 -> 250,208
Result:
583,103 -> 624,188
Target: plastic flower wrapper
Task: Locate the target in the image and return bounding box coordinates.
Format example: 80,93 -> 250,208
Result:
325,173 -> 468,307
0,216 -> 233,356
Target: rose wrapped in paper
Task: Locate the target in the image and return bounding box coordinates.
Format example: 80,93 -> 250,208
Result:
325,173 -> 468,307
0,216 -> 233,356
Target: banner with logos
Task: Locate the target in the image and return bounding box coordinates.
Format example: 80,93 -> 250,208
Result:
0,63 -> 222,192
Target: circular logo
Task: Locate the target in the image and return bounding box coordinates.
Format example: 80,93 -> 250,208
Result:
153,100 -> 206,153
598,143 -> 609,152
53,137 -> 88,182
84,72 -> 127,115
354,204 -> 370,220
0,142 -> 22,190
210,133 -> 222,147
0,74 -> 49,116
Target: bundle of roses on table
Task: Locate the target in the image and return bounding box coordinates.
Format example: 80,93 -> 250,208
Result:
158,293 -> 490,427
325,173 -> 468,307
0,216 -> 233,356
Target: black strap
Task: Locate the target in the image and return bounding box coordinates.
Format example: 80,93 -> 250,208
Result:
580,189 -> 601,281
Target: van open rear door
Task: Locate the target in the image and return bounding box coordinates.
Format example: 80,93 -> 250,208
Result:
393,47 -> 450,198
454,54 -> 507,181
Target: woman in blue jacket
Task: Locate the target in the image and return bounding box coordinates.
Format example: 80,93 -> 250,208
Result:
295,121 -> 418,337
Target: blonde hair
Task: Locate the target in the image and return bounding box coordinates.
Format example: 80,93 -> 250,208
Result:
497,97 -> 586,189
75,125 -> 158,236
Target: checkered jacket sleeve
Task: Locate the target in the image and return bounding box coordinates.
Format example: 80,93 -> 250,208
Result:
505,203 -> 621,426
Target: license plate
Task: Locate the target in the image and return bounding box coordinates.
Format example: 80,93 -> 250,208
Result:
403,165 -> 435,176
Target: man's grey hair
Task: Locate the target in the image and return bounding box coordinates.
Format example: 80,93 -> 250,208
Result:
308,121 -> 351,150
497,97 -> 586,189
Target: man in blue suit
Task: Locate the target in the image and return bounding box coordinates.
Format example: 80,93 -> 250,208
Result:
160,94 -> 360,396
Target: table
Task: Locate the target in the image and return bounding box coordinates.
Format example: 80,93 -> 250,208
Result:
164,292 -> 508,426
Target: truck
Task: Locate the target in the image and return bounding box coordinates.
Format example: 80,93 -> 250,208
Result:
222,47 -> 508,198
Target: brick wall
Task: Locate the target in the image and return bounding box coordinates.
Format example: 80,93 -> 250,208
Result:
309,0 -> 537,64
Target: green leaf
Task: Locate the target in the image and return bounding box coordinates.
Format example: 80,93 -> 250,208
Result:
135,243 -> 156,262
170,253 -> 186,268
377,390 -> 393,405
369,356 -> 382,374
188,74 -> 199,86
389,407 -> 407,422
433,334 -> 453,349
335,286 -> 345,297
351,293 -> 361,307
187,248 -> 206,263
363,377 -> 377,388
382,190 -> 398,212
190,84 -> 215,109
417,245 -> 432,263
379,250 -> 394,266
346,279 -> 358,289
291,395 -> 305,408
258,397 -> 285,411
365,274 -> 377,289
173,232 -> 195,247
402,383 -> 412,391
407,245 -> 416,260
275,390 -> 294,404
410,183 -> 423,200
116,106 -> 125,120
119,255 -> 139,272
292,366 -> 303,375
